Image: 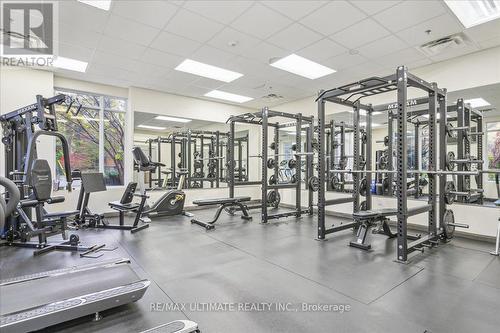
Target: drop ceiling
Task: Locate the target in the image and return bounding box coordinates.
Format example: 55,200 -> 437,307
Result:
51,0 -> 500,108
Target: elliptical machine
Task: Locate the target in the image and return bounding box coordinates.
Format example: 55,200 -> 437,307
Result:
132,147 -> 192,221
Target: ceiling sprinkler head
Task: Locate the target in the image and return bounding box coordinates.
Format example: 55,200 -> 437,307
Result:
349,49 -> 359,55
228,40 -> 239,47
425,29 -> 432,35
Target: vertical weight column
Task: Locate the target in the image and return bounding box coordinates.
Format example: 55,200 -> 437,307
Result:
317,97 -> 326,240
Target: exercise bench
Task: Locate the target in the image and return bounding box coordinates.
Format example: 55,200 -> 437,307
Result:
350,209 -> 399,250
191,196 -> 253,230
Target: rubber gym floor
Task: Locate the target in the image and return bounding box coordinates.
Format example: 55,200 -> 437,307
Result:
1,208 -> 499,333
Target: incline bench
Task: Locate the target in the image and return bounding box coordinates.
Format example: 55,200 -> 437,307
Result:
351,209 -> 398,250
191,196 -> 253,230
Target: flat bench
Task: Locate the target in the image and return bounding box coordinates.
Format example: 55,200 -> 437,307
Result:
191,196 -> 253,230
353,208 -> 397,220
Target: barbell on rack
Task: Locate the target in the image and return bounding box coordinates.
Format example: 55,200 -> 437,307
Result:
329,169 -> 482,176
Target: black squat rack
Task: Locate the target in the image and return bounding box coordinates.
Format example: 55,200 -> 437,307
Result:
227,108 -> 315,223
146,136 -> 186,189
316,66 -> 476,263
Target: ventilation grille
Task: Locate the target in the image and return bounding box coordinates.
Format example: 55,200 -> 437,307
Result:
418,33 -> 470,56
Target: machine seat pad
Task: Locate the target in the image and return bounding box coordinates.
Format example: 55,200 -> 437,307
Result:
193,196 -> 251,206
109,201 -> 140,211
353,208 -> 397,219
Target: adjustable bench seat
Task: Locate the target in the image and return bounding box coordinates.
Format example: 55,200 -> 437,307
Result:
192,196 -> 251,206
191,197 -> 253,230
353,208 -> 397,220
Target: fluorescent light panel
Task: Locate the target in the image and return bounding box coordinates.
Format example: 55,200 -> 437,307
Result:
138,125 -> 166,130
270,54 -> 336,79
464,98 -> 490,108
155,115 -> 191,123
175,59 -> 243,82
444,0 -> 500,28
52,56 -> 88,72
78,0 -> 112,11
204,90 -> 253,103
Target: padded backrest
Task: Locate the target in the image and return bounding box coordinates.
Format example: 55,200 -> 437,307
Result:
132,146 -> 150,167
31,159 -> 52,201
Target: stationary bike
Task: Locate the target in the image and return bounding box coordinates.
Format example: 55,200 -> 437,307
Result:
132,147 -> 192,221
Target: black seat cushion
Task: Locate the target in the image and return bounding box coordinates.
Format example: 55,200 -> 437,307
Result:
353,208 -> 397,219
109,201 -> 140,211
192,196 -> 251,206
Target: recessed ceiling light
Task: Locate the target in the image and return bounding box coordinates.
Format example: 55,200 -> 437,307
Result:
464,98 -> 490,108
138,125 -> 166,130
270,54 -> 336,80
444,0 -> 500,28
175,59 -> 243,82
205,90 -> 253,103
52,56 -> 88,72
78,0 -> 112,11
155,115 -> 192,123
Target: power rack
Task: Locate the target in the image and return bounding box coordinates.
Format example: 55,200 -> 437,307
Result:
316,66 -> 474,263
227,108 -> 315,223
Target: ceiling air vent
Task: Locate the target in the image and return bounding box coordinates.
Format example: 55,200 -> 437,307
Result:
418,33 -> 470,56
262,93 -> 284,100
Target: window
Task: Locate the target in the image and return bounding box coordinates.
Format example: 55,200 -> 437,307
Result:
55,88 -> 126,187
486,121 -> 500,181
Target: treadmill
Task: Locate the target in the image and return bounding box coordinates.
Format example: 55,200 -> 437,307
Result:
0,258 -> 150,333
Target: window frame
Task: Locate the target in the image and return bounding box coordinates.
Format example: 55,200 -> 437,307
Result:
486,120 -> 500,182
54,87 -> 127,188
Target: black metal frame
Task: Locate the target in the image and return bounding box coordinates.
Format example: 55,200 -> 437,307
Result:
316,67 -> 451,262
227,108 -> 314,223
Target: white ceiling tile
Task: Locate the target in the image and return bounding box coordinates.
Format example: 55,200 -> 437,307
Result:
266,23 -> 323,51
324,51 -> 368,70
150,31 -> 202,57
406,58 -> 433,71
192,77 -> 226,90
140,48 -> 183,68
350,0 -> 401,15
230,3 -> 293,40
164,9 -> 224,43
357,35 -> 408,59
128,63 -> 171,80
58,42 -> 94,62
207,27 -> 261,56
92,50 -> 137,70
183,1 -> 253,24
190,45 -> 237,68
373,47 -> 427,69
261,1 -> 327,20
59,1 -> 109,33
58,23 -> 103,50
97,35 -> 147,60
228,75 -> 269,89
296,38 -> 347,61
300,1 -> 367,35
428,44 -> 479,62
373,0 -> 446,33
465,18 -> 500,43
111,0 -> 178,29
240,41 -> 288,64
181,85 -> 212,97
331,18 -> 390,49
104,14 -> 161,46
228,56 -> 286,80
396,14 -> 463,47
86,62 -> 135,81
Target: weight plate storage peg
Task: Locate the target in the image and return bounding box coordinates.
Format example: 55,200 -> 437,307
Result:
308,176 -> 319,192
269,174 -> 276,185
267,158 -> 276,169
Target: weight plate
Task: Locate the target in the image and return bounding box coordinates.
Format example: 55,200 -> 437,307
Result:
359,178 -> 367,197
267,158 -> 275,169
288,159 -> 297,169
443,209 -> 455,240
444,181 -> 456,205
269,174 -> 276,185
446,151 -> 455,171
308,176 -> 319,192
330,176 -> 341,191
